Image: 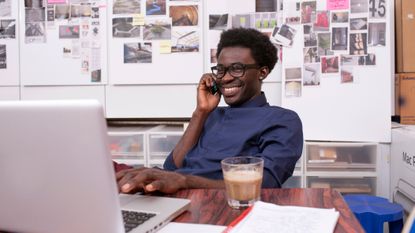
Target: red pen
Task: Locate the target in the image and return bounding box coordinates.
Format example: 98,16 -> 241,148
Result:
222,205 -> 254,233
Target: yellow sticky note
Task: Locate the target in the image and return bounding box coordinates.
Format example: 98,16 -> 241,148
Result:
132,14 -> 144,26
159,41 -> 171,54
240,17 -> 246,25
263,20 -> 269,28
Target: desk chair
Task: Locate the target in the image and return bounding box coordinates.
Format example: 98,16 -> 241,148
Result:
402,206 -> 415,233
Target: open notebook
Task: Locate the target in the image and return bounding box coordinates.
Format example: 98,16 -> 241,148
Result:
0,100 -> 190,233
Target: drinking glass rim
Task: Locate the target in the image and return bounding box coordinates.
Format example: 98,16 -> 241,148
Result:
221,156 -> 264,166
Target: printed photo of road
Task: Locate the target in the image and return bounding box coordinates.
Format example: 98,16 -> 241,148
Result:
113,0 -> 141,15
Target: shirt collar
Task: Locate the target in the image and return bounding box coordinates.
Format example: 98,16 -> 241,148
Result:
230,92 -> 268,108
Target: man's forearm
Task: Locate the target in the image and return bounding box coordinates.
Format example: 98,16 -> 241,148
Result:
184,174 -> 225,189
172,110 -> 209,167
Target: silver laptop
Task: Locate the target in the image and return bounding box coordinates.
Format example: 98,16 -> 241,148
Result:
0,100 -> 190,233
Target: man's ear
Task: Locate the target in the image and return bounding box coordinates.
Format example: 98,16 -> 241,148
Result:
259,66 -> 270,81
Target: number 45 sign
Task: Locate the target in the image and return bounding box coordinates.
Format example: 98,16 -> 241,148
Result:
369,0 -> 386,19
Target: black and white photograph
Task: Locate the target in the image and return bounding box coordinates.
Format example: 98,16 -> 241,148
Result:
321,56 -> 339,74
209,14 -> 228,30
256,0 -> 278,12
285,67 -> 302,80
369,0 -> 386,19
301,1 -> 316,24
113,17 -> 141,38
285,80 -> 302,97
303,63 -> 320,86
232,14 -> 251,29
351,0 -> 368,13
303,47 -> 319,63
171,31 -> 199,53
113,0 -> 141,15
26,8 -> 46,22
143,18 -> 171,40
272,24 -> 296,47
350,33 -> 367,55
314,11 -> 329,31
47,5 -> 55,22
341,66 -> 354,83
25,22 -> 46,43
0,0 -> 12,17
0,44 -> 6,69
124,42 -> 152,63
91,7 -> 99,18
303,24 -> 317,47
365,53 -> 376,65
331,11 -> 348,23
350,17 -> 367,31
331,27 -> 348,50
341,55 -> 365,66
146,0 -> 166,16
368,22 -> 386,46
25,0 -> 45,8
170,5 -> 198,26
59,25 -> 80,39
318,33 -> 333,55
55,4 -> 70,20
0,20 -> 16,39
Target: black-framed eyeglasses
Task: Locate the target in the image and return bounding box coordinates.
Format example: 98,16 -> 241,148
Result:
211,62 -> 260,79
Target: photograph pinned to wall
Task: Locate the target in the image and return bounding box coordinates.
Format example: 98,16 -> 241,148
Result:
350,0 -> 368,13
341,54 -> 365,66
368,22 -> 386,46
81,51 -> 89,73
170,5 -> 198,26
232,14 -> 251,29
0,44 -> 6,69
317,33 -> 333,56
25,0 -> 46,8
285,67 -> 302,80
285,80 -> 302,97
365,53 -> 376,65
369,0 -> 386,19
321,56 -> 339,74
143,18 -> 171,40
47,0 -> 67,3
210,48 -> 217,64
46,5 -> 55,28
112,17 -> 141,38
331,11 -> 349,23
70,4 -> 82,19
331,27 -> 348,50
91,23 -> 100,41
25,22 -> 46,43
0,20 -> 16,39
314,11 -> 329,31
209,14 -> 228,30
91,6 -> 99,18
0,0 -> 12,17
91,69 -> 101,82
303,24 -> 317,47
303,47 -> 319,63
171,30 -> 199,53
79,4 -> 92,18
90,47 -> 101,82
55,4 -> 70,20
80,18 -> 89,38
146,0 -> 166,16
350,32 -> 367,55
25,8 -> 46,22
59,25 -> 80,39
123,42 -> 152,63
350,17 -> 367,31
254,12 -> 277,29
284,0 -> 301,25
327,0 -> 349,10
285,16 -> 301,24
341,66 -> 354,83
256,0 -> 278,12
301,1 -> 316,24
113,0 -> 140,15
62,46 -> 71,58
271,24 -> 296,47
303,63 -> 320,86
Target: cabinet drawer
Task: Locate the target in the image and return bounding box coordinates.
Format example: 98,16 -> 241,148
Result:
108,134 -> 145,160
306,143 -> 377,172
306,176 -> 376,195
282,176 -> 302,188
148,134 -> 181,160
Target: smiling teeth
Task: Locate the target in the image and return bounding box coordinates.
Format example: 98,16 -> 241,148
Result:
223,87 -> 240,95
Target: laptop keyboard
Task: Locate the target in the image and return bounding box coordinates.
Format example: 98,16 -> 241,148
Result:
122,210 -> 156,232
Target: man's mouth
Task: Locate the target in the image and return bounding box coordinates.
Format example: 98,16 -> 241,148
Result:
221,86 -> 241,96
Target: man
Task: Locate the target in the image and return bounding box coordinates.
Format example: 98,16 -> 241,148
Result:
117,28 -> 303,194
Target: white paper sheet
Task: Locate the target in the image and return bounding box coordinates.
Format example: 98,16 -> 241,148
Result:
158,222 -> 226,233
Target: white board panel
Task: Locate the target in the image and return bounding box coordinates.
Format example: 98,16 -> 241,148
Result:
108,0 -> 203,84
19,0 -> 108,85
0,86 -> 20,100
0,0 -> 19,86
281,0 -> 392,142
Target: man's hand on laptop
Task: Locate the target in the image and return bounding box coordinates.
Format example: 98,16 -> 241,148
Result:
116,168 -> 187,194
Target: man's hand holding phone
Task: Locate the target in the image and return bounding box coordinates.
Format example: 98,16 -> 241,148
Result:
197,73 -> 221,114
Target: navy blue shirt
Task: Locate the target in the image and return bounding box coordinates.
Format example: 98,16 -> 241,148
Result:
163,93 -> 303,188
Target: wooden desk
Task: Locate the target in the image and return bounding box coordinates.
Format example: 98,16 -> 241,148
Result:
170,188 -> 364,233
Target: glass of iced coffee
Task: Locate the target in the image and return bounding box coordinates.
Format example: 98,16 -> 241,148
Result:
221,156 -> 264,209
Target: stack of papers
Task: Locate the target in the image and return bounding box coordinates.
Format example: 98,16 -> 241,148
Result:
229,201 -> 339,233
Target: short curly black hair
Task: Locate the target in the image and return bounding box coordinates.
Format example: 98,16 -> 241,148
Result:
216,28 -> 278,72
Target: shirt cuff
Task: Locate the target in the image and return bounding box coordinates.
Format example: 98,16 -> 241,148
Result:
163,152 -> 177,171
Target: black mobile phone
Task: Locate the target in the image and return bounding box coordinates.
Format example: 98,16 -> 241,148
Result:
210,81 -> 219,95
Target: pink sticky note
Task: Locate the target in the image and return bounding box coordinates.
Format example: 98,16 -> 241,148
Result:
327,0 -> 349,10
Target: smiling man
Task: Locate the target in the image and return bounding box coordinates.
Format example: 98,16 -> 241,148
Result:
117,28 -> 303,194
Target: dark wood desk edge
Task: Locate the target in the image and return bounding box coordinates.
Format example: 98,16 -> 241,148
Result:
170,188 -> 364,233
